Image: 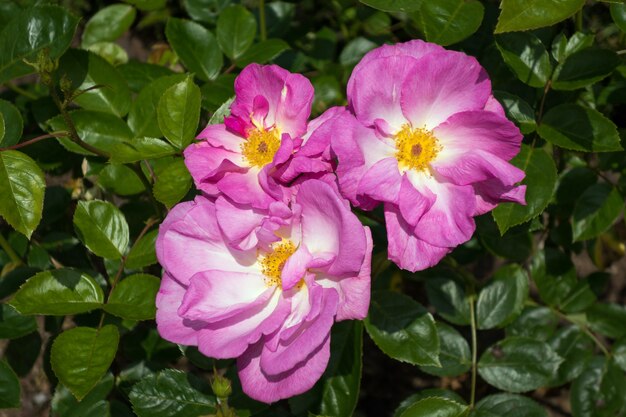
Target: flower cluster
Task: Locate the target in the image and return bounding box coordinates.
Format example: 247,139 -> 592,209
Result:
155,40 -> 525,403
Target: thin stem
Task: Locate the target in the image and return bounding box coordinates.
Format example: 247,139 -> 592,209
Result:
5,82 -> 38,100
129,163 -> 165,218
259,0 -> 267,41
469,292 -> 478,408
550,307 -> 611,358
0,233 -> 23,265
537,80 -> 552,126
224,63 -> 237,74
576,10 -> 583,32
0,132 -> 68,151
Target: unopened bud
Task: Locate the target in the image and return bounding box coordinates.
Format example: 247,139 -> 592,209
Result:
211,373 -> 232,399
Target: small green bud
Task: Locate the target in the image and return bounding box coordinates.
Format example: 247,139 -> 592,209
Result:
211,373 -> 232,399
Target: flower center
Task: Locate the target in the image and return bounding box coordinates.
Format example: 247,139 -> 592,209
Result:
260,240 -> 297,287
394,124 -> 441,173
241,128 -> 281,168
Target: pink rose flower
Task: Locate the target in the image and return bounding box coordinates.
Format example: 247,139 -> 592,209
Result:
331,40 -> 526,272
155,179 -> 372,403
184,64 -> 334,209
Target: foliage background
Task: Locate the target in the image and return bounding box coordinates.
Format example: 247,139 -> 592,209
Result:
0,0 -> 626,416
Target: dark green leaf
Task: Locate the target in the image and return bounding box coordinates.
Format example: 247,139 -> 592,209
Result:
530,248 -> 577,307
572,184 -> 623,242
10,269 -> 104,315
559,278 -> 597,314
127,74 -> 187,138
611,3 -> 626,33
475,394 -> 548,417
548,326 -> 593,386
236,39 -> 290,68
166,18 -> 222,81
129,369 -> 216,417
122,0 -> 166,11
6,331 -> 41,376
51,325 -> 119,400
73,200 -> 130,260
478,337 -> 563,392
0,267 -> 39,299
364,291 -> 440,366
493,92 -> 536,134
399,397 -> 468,417
495,0 -> 585,33
570,357 -> 626,417
0,150 -> 45,238
552,48 -> 619,91
587,303 -> 626,339
126,229 -> 158,269
109,137 -> 178,163
339,37 -> 377,66
496,32 -> 552,88
82,4 -> 136,48
0,304 -> 37,339
51,373 -> 113,417
57,49 -> 132,117
0,99 -> 23,147
419,323 -> 471,377
99,164 -> 146,196
425,275 -> 471,326
0,360 -> 20,409
394,390 -> 466,417
319,321 -> 363,417
493,145 -> 557,234
412,0 -> 484,46
477,264 -> 528,329
118,61 -> 175,92
157,77 -> 201,149
506,306 -> 558,341
0,5 -> 79,84
47,110 -> 133,156
216,5 -> 257,60
614,338 -> 626,372
183,0 -> 231,23
104,274 -> 160,320
538,104 -> 622,152
153,158 -> 192,209
359,0 -> 424,13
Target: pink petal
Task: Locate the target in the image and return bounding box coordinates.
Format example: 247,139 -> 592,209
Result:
217,170 -> 277,209
156,273 -> 203,345
432,149 -> 525,187
474,179 -> 527,215
484,95 -> 505,116
215,196 -> 265,250
397,174 -> 436,226
357,157 -> 402,203
280,245 -> 313,291
196,124 -> 246,152
183,140 -> 246,196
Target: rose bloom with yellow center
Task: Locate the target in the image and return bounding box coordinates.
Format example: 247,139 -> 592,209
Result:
330,40 -> 527,271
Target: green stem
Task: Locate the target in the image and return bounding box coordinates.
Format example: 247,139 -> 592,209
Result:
576,10 -> 583,32
129,163 -> 164,219
550,307 -> 611,358
259,0 -> 267,41
469,292 -> 478,408
0,233 -> 23,265
5,82 -> 38,100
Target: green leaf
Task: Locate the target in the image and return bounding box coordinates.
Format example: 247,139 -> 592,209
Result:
478,337 -> 563,392
51,373 -> 113,417
104,274 -> 160,320
548,326 -> 593,386
47,110 -> 133,156
6,331 -> 41,377
614,338 -> 626,372
0,5 -> 79,84
127,74 -> 187,138
0,304 -> 37,339
537,103 -> 622,152
419,323 -> 471,377
57,49 -> 132,117
87,41 -> 129,66
122,0 -> 166,11
0,150 -> 45,238
126,229 -> 158,269
208,97 -> 234,125
587,303 -> 626,339
51,325 -> 120,401
495,0 -> 585,33
0,360 -> 20,409
552,48 -> 619,91
236,39 -> 290,68
611,3 -> 626,33
477,264 -> 528,329
339,37 -> 378,66
0,99 -> 23,147
530,248 -> 577,307
216,5 -> 257,61
129,369 -> 216,417
475,394 -> 548,417
109,137 -> 178,163
9,269 -> 104,315
506,306 -> 558,341
73,200 -> 130,260
364,291 -> 440,366
493,92 -> 536,134
319,321 -> 363,417
493,145 -> 557,234
425,275 -> 471,326
157,77 -> 201,149
496,32 -> 552,88
412,0 -> 484,46
570,357 -> 626,417
572,184 -> 623,242
99,164 -> 146,196
153,158 -> 192,209
118,61 -> 175,92
359,0 -> 424,13
82,4 -> 136,48
394,391 -> 466,417
399,397 -> 467,417
165,18 -> 222,81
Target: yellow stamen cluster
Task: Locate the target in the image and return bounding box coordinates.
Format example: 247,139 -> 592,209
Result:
241,128 -> 281,168
260,240 -> 297,287
395,124 -> 441,173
